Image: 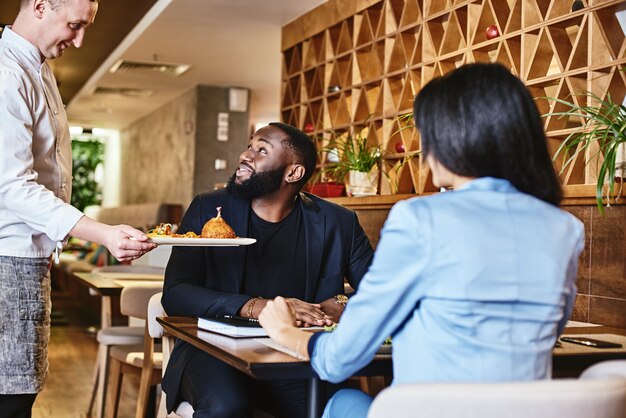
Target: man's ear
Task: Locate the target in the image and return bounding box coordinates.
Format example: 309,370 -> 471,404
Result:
285,164 -> 305,184
33,0 -> 46,19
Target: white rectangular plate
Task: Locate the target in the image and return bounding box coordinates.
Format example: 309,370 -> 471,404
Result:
149,237 -> 256,246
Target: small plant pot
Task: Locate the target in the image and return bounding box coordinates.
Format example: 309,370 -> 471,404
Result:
304,182 -> 346,198
347,168 -> 379,196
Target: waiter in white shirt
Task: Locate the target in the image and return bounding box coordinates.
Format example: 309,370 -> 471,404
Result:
0,1 -> 156,416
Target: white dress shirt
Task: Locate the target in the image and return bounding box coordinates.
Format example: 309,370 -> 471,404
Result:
0,27 -> 83,258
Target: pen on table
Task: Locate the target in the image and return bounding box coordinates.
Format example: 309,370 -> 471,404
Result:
222,315 -> 259,323
561,337 -> 596,347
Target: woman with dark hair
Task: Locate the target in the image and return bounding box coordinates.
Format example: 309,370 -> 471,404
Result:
259,63 -> 584,418
414,63 -> 562,206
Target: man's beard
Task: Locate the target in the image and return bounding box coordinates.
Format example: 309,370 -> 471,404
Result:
226,166 -> 286,199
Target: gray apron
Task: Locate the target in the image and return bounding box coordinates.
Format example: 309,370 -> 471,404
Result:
0,256 -> 51,394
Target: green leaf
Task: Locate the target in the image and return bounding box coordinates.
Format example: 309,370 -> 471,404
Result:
544,90 -> 626,214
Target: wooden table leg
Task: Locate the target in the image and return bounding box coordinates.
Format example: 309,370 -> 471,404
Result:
87,294 -> 113,418
101,294 -> 112,329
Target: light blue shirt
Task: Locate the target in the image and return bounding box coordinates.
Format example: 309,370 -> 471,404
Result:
311,177 -> 584,384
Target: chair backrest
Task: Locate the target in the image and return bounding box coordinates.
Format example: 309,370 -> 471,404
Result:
146,291 -> 175,370
148,292 -> 165,339
581,360 -> 626,380
147,291 -> 195,418
367,379 -> 626,418
120,283 -> 164,320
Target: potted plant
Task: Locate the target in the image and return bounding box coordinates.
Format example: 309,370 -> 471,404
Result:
322,127 -> 382,196
547,91 -> 626,212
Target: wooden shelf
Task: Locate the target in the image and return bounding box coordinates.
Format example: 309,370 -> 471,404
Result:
325,185 -> 626,210
326,193 -> 418,210
282,0 -> 626,200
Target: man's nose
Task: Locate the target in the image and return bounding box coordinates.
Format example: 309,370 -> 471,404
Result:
240,149 -> 253,161
72,29 -> 86,48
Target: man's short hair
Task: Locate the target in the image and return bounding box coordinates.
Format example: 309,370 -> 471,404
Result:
47,0 -> 66,10
269,122 -> 317,187
21,0 -> 98,10
20,0 -> 63,9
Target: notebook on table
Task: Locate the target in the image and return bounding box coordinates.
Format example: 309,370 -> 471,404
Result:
197,316 -> 267,338
197,316 -> 328,339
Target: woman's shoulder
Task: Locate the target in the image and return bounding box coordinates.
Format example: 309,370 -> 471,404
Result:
386,195 -> 438,226
549,205 -> 585,239
392,189 -> 465,213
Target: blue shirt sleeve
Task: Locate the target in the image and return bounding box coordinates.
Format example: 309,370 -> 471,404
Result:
309,199 -> 433,383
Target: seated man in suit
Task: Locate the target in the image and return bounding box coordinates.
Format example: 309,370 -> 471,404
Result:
161,122 -> 374,418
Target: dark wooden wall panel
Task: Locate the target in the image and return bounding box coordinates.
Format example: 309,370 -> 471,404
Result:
350,202 -> 626,328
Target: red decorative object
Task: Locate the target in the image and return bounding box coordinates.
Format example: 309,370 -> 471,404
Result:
304,122 -> 315,133
485,25 -> 500,40
304,182 -> 345,198
395,142 -> 406,153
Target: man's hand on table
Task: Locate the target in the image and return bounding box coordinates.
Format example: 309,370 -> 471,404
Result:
319,297 -> 345,324
241,296 -> 334,327
285,298 -> 333,327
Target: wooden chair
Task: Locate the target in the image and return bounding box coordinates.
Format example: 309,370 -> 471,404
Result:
90,324 -> 144,418
87,265 -> 167,418
104,282 -> 163,418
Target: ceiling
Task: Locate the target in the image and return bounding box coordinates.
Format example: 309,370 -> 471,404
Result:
1,0 -> 326,130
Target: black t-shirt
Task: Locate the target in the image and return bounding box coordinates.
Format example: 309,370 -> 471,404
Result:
243,203 -> 306,299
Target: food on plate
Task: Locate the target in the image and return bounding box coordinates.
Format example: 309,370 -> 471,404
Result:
201,207 -> 236,238
147,207 -> 237,239
146,225 -> 198,239
173,231 -> 198,238
147,223 -> 173,237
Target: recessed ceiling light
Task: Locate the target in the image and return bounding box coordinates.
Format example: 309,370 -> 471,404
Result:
93,86 -> 155,98
109,59 -> 190,77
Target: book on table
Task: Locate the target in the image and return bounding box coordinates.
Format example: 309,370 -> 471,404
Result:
197,316 -> 267,338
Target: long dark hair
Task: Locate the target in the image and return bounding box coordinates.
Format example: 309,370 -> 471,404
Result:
413,63 -> 562,206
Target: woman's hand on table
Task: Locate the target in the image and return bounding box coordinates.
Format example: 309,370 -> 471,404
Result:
260,297 -> 314,361
259,296 -> 298,341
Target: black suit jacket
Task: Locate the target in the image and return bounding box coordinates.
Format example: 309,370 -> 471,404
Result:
161,189 -> 374,411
